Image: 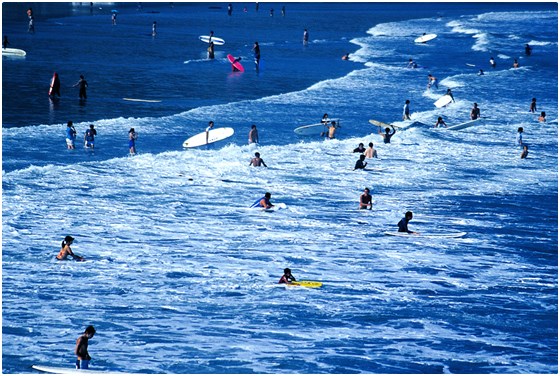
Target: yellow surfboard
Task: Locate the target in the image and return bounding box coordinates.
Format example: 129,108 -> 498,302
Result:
289,281 -> 323,288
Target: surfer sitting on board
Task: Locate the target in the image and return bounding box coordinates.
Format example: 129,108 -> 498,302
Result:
398,211 -> 419,235
249,152 -> 267,167
379,124 -> 396,144
354,154 -> 368,170
56,236 -> 84,261
75,325 -> 96,369
359,188 -> 373,210
250,192 -> 274,209
279,268 -> 296,284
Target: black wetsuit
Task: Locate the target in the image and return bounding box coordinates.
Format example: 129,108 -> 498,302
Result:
398,217 -> 412,233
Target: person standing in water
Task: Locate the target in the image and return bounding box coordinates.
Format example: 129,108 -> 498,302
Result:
516,127 -> 524,148
359,187 -> 373,210
530,98 -> 537,113
520,145 -> 529,159
470,103 -> 481,120
538,111 -> 546,122
248,124 -> 259,144
49,72 -> 61,98
3,35 -> 9,49
489,57 -> 496,68
525,43 -> 532,56
152,21 -> 157,37
364,142 -> 377,158
27,7 -> 35,33
205,121 -> 214,144
249,152 -> 267,167
73,75 -> 88,100
56,235 -> 84,261
207,41 -> 215,59
75,326 -> 96,369
379,124 -> 396,144
84,124 -> 97,149
402,100 -> 411,120
434,116 -> 447,128
303,29 -> 309,45
66,121 -> 77,149
129,128 -> 138,154
252,42 -> 260,70
427,74 -> 438,89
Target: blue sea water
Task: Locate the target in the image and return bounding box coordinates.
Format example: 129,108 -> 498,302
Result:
2,2 -> 558,374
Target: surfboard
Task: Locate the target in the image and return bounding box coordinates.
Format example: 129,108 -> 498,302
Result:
262,203 -> 287,212
288,281 -> 323,288
32,365 -> 107,374
294,119 -> 339,136
199,35 -> 225,45
227,54 -> 244,72
123,98 -> 162,103
369,119 -> 403,130
2,48 -> 26,56
384,231 -> 466,238
446,118 -> 483,130
182,127 -> 234,148
434,94 -> 453,108
414,33 -> 437,43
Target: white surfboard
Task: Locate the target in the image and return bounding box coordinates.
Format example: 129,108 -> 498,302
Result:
384,231 -> 466,238
294,119 -> 339,136
182,127 -> 234,148
123,98 -> 162,103
2,48 -> 26,56
434,94 -> 453,108
199,35 -> 225,45
262,203 -> 287,212
414,33 -> 437,43
32,365 -> 108,374
446,118 -> 483,130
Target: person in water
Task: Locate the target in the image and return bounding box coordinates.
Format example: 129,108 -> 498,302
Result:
3,36 -> 9,49
129,127 -> 138,154
478,69 -> 484,76
379,124 -> 396,144
353,143 -> 366,153
364,142 -> 378,158
56,236 -> 84,261
445,88 -> 455,103
407,59 -> 417,69
231,56 -> 242,72
538,111 -> 546,122
251,192 -> 274,209
513,59 -> 519,68
341,53 -> 350,60
402,100 -> 411,120
303,29 -> 309,45
66,121 -> 77,150
248,124 -> 259,144
252,41 -> 260,69
321,113 -> 329,124
75,325 -> 96,369
489,57 -> 496,68
470,103 -> 481,120
279,268 -> 296,284
207,41 -> 215,59
73,75 -> 88,100
326,121 -> 338,139
516,127 -> 524,147
354,154 -> 368,170
205,121 -> 214,144
530,98 -> 537,113
152,21 -> 157,37
84,124 -> 97,149
525,43 -> 532,56
398,211 -> 418,234
359,187 -> 373,210
427,74 -> 438,89
521,145 -> 529,159
434,116 -> 447,128
49,72 -> 61,98
249,152 -> 267,167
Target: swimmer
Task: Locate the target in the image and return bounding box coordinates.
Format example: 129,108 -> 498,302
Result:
56,236 -> 84,261
538,111 -> 546,122
434,116 -> 447,128
279,268 -> 296,284
521,145 -> 529,159
364,142 -> 377,158
249,152 -> 267,167
359,187 -> 373,210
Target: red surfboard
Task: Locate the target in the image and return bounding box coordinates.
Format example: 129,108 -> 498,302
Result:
227,54 -> 244,72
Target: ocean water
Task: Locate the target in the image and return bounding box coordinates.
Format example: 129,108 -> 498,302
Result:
2,2 -> 558,374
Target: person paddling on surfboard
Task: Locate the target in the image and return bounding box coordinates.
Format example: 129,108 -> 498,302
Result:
250,192 -> 274,209
279,268 -> 296,284
56,236 -> 85,261
75,325 -> 96,369
398,211 -> 419,235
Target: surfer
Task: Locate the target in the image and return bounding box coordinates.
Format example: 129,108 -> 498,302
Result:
470,103 -> 480,120
49,72 -> 61,98
303,29 -> 309,45
513,59 -> 519,68
205,121 -> 214,144
66,121 -> 77,149
427,74 -> 438,89
84,124 -> 97,149
516,127 -> 524,147
445,89 -> 455,103
398,211 -> 419,234
538,111 -> 546,122
521,145 -> 529,159
525,43 -> 532,56
129,128 -> 138,154
365,142 -> 378,158
279,268 -> 296,284
251,192 -> 274,209
359,188 -> 373,210
152,21 -> 157,36
354,154 -> 368,170
252,42 -> 260,69
342,53 -> 350,60
227,3 -> 232,16
379,124 -> 396,144
353,143 -> 366,153
530,98 -> 537,113
27,8 -> 35,33
407,59 -> 417,69
326,121 -> 338,139
249,152 -> 267,167
478,69 -> 484,76
2,36 -> 9,49
248,124 -> 259,144
489,57 -> 496,68
321,113 -> 330,124
207,42 -> 215,59
434,116 -> 447,128
112,12 -> 117,25
73,75 -> 88,100
402,100 -> 411,120
231,56 -> 243,72
56,236 -> 84,261
75,325 -> 96,369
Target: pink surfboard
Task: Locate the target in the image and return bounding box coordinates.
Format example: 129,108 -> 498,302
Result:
227,54 -> 245,72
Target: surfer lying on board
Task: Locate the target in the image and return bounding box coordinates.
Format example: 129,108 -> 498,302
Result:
359,188 -> 373,210
249,152 -> 267,167
279,268 -> 296,284
379,124 -> 396,144
75,325 -> 96,369
398,211 -> 419,235
56,236 -> 85,261
250,192 -> 274,209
